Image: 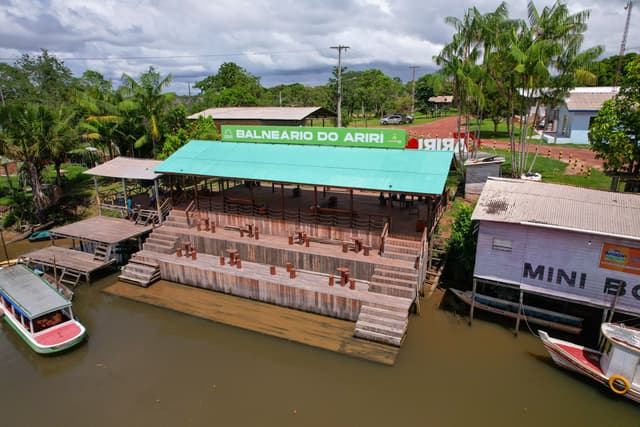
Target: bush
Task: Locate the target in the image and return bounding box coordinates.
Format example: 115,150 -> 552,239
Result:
2,211 -> 17,228
444,201 -> 477,283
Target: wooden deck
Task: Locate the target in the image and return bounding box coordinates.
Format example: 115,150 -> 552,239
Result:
20,246 -> 115,283
50,216 -> 153,244
104,280 -> 400,365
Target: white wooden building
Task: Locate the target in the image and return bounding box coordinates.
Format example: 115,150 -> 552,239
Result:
472,178 -> 640,317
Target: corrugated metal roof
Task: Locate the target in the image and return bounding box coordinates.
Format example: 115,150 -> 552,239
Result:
566,91 -> 616,111
187,107 -> 325,121
0,265 -> 70,318
472,178 -> 640,240
155,140 -> 453,195
84,157 -> 163,180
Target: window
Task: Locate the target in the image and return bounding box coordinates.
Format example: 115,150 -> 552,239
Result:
492,238 -> 512,252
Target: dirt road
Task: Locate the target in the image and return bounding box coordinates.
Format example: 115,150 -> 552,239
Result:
404,117 -> 604,171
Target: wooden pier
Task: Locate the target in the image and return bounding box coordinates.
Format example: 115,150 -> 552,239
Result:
19,246 -> 115,285
50,216 -> 153,245
104,280 -> 400,365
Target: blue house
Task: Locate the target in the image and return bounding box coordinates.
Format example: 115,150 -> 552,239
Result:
543,87 -> 618,145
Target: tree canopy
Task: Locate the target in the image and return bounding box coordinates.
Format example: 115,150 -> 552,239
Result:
589,57 -> 640,190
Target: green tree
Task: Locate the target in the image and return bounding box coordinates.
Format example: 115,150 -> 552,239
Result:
445,202 -> 477,283
0,104 -> 59,221
589,57 -> 640,191
121,66 -> 175,158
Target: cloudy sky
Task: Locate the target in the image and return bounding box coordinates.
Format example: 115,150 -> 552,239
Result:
0,0 -> 637,94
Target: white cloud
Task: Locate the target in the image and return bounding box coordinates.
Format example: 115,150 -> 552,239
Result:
0,0 -> 636,93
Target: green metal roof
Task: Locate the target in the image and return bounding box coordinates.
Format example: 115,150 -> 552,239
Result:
155,140 -> 453,195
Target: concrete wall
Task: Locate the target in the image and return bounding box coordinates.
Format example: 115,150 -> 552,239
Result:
474,221 -> 640,314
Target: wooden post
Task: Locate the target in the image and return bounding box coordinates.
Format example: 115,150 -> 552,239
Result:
469,278 -> 477,326
0,228 -> 9,263
280,184 -> 285,220
219,255 -> 225,265
313,186 -> 318,221
154,178 -> 162,225
270,265 -> 276,275
169,175 -> 174,201
289,269 -> 296,279
349,188 -> 354,228
514,290 -> 524,336
122,178 -> 127,210
329,276 -> 334,286
94,176 -> 101,216
193,176 -> 199,211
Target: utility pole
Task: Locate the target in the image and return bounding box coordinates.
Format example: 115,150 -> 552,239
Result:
330,45 -> 349,127
614,1 -> 633,87
188,82 -> 191,97
409,66 -> 419,119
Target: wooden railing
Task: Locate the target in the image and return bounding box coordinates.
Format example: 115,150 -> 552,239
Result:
379,222 -> 389,254
199,196 -> 386,232
184,199 -> 197,227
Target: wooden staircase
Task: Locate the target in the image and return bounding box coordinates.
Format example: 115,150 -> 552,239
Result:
59,269 -> 83,288
93,242 -> 111,262
143,228 -> 181,254
354,304 -> 409,347
382,236 -> 420,263
118,255 -> 161,287
163,208 -> 191,229
368,265 -> 418,300
424,236 -> 446,297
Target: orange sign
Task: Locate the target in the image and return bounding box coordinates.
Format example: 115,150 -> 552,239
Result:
599,243 -> 640,275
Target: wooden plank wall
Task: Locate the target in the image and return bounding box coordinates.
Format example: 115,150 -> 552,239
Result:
142,256 -> 364,321
199,211 -> 381,249
181,233 -> 377,279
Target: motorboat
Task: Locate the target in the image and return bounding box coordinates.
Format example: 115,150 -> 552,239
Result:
539,323 -> 640,403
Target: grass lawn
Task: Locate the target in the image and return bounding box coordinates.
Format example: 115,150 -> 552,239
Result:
490,148 -> 612,190
347,111 -> 455,128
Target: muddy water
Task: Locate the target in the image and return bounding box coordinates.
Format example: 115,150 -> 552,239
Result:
1,242 -> 639,426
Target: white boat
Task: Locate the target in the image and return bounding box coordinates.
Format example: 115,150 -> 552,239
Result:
539,323 -> 640,403
0,264 -> 86,354
450,288 -> 583,334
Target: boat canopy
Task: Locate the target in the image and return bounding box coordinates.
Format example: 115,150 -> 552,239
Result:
602,323 -> 640,354
0,265 -> 70,319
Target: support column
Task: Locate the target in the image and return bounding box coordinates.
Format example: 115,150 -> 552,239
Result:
94,176 -> 101,216
515,290 -> 524,336
154,179 -> 162,225
313,186 -> 318,222
122,178 -> 127,209
469,278 -> 477,326
169,175 -> 174,201
349,188 -> 354,228
193,176 -> 199,210
280,184 -> 285,220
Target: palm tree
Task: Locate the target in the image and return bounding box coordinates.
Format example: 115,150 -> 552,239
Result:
435,7 -> 482,173
0,104 -> 57,221
121,67 -> 174,158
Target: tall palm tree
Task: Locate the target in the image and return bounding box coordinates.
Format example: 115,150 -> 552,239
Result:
121,67 -> 174,158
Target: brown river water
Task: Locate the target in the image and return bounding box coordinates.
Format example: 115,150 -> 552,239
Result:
1,240 -> 639,426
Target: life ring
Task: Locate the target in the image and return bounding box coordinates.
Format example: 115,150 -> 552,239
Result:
608,375 -> 631,395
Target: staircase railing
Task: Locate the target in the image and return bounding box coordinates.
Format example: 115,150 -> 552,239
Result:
184,199 -> 196,227
379,222 -> 389,255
